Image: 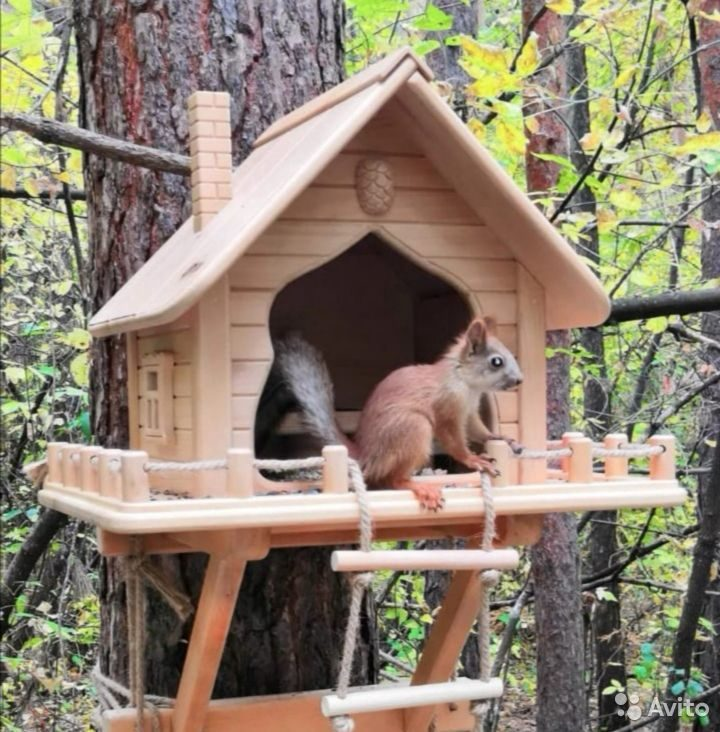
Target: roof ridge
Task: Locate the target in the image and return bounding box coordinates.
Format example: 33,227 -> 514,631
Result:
252,47 -> 433,149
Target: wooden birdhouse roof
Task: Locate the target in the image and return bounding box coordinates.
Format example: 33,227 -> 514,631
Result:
89,48 -> 610,337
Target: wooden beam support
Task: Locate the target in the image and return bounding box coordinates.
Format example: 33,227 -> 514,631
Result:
404,539 -> 486,732
171,553 -> 247,732
102,685 -> 475,732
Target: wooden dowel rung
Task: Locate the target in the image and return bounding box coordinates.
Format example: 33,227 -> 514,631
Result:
227,448 -> 254,497
61,446 -> 81,489
79,446 -> 102,493
565,433 -> 593,483
649,435 -> 675,480
486,440 -> 511,487
603,433 -> 629,478
322,445 -> 349,493
121,451 -> 150,502
46,442 -> 69,484
331,549 -> 519,572
321,677 -> 503,717
99,449 -> 123,500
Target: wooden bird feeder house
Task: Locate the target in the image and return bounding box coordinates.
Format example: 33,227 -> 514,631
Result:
37,49 -> 686,732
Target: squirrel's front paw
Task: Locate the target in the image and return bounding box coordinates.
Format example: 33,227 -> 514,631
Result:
466,454 -> 500,477
406,483 -> 445,512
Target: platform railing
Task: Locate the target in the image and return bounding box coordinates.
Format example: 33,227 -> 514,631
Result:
44,433 -> 676,504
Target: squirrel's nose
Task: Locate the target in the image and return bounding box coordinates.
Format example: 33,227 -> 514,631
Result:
514,375 -> 523,386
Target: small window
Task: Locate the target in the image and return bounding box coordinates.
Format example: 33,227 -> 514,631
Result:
140,352 -> 174,444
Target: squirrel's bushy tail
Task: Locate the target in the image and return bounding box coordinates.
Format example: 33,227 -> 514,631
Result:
274,334 -> 356,455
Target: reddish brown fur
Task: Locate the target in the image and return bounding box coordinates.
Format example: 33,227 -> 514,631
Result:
349,317 -> 521,507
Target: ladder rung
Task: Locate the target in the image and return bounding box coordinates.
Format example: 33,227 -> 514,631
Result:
331,549 -> 519,572
321,677 -> 503,717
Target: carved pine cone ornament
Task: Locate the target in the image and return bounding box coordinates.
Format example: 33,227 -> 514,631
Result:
355,158 -> 394,216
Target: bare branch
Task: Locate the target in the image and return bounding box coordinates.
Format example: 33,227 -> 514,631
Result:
1,112 -> 191,175
607,287 -> 720,323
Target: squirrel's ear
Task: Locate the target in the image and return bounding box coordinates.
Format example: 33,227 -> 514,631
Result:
466,318 -> 488,353
483,316 -> 498,335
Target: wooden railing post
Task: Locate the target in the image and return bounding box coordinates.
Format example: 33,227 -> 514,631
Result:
486,440 -> 511,487
603,433 -> 629,480
649,435 -> 675,480
227,448 -> 253,497
99,449 -> 123,500
121,451 -> 150,502
561,431 -> 583,480
565,434 -> 593,483
322,445 -> 349,493
46,442 -> 69,484
61,446 -> 81,489
79,446 -> 102,493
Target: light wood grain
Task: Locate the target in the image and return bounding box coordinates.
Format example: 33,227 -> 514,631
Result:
229,256 -> 324,291
192,279 -> 232,496
231,361 -> 271,395
230,326 -> 273,360
431,258 -> 516,292
137,330 -> 193,364
517,266 -> 546,484
229,291 -> 274,324
282,187 -> 479,225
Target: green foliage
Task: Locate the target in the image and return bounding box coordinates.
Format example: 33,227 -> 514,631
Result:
1,0 -> 715,728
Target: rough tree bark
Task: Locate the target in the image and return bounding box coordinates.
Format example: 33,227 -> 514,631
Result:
521,4 -> 587,731
692,2 -> 720,727
74,0 -> 374,699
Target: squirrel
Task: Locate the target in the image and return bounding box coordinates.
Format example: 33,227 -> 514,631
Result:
273,317 -> 523,509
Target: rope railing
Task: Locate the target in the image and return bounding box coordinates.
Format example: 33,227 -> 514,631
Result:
43,432 -> 676,504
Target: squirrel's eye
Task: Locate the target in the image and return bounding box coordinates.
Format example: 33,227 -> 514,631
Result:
489,356 -> 504,369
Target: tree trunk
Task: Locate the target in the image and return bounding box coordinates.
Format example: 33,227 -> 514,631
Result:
522,4 -> 586,730
75,0 -> 374,700
693,3 -> 720,727
422,0 -> 482,682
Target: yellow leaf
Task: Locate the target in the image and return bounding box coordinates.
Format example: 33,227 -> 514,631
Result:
54,170 -> 72,184
70,353 -> 88,387
579,0 -> 605,15
468,72 -> 519,98
696,109 -> 713,133
459,37 -> 507,72
0,167 -> 17,189
497,119 -> 526,156
525,115 -> 540,134
698,9 -> 720,22
675,131 -> 720,154
614,65 -> 639,89
597,208 -> 617,234
467,117 -> 486,141
580,130 -> 602,150
609,188 -> 642,212
22,178 -> 40,196
546,0 -> 574,14
516,33 -> 540,76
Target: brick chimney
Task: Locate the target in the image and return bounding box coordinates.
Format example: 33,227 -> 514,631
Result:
188,91 -> 232,232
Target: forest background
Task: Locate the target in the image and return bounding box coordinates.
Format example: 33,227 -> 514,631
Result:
1,0 -> 719,730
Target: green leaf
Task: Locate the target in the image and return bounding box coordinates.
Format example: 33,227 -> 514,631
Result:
670,681 -> 685,695
610,188 -> 642,212
412,39 -> 441,57
413,3 -> 453,31
633,664 -> 648,679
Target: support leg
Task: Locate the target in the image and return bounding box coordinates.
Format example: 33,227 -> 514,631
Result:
404,555 -> 485,732
172,553 -> 246,732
